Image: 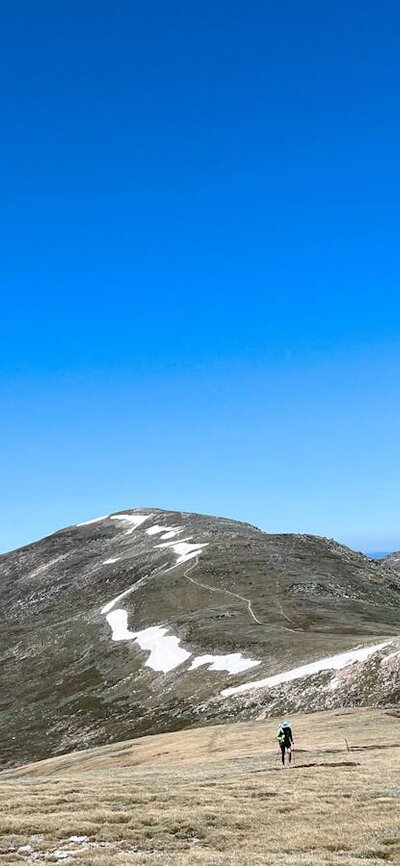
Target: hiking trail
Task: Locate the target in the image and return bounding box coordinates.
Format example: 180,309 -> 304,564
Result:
183,556 -> 300,631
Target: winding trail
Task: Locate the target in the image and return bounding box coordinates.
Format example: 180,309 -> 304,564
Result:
274,576 -> 299,629
183,557 -> 300,631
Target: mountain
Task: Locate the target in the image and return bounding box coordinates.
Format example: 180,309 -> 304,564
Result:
382,551 -> 400,573
1,507 -> 400,770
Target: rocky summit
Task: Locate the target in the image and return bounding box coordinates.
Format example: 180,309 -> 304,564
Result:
1,508 -> 399,769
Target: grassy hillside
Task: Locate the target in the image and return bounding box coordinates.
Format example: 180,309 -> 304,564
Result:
1,708 -> 399,865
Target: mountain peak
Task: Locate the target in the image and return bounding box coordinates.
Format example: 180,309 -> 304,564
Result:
1,508 -> 399,769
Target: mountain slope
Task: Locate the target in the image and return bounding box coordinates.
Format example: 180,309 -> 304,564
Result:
382,551 -> 400,573
1,507 -> 400,769
2,709 -> 400,866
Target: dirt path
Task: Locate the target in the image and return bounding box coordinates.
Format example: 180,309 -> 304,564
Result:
183,557 -> 299,631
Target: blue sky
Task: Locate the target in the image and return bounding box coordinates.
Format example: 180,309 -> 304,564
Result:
1,1 -> 399,553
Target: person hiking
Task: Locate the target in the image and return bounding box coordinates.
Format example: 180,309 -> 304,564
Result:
275,720 -> 294,766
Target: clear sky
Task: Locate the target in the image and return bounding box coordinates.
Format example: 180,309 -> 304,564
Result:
1,1 -> 399,554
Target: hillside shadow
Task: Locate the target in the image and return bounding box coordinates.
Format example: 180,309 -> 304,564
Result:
351,743 -> 398,752
292,761 -> 360,769
251,761 -> 360,773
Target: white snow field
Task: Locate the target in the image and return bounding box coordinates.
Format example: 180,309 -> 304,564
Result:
161,528 -> 184,540
105,610 -> 135,641
103,557 -> 120,564
146,524 -> 170,536
221,640 -> 392,697
110,513 -> 151,533
158,540 -> 208,565
105,610 -> 191,673
146,524 -> 184,540
133,626 -> 192,672
190,653 -> 261,675
105,610 -> 259,675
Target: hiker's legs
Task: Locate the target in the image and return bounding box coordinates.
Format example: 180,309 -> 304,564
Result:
280,743 -> 285,765
287,747 -> 292,765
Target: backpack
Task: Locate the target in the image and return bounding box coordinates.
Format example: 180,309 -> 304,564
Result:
275,722 -> 292,742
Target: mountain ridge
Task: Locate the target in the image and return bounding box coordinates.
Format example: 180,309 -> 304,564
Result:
1,507 -> 399,770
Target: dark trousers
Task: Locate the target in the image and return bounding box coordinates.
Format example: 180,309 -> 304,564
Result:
280,742 -> 292,764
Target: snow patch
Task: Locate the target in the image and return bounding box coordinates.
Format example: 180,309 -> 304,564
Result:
146,524 -> 184,540
110,513 -> 150,533
383,649 -> 400,663
190,653 -> 261,675
77,515 -> 108,526
105,610 -> 191,672
158,540 -> 208,565
161,527 -> 184,540
104,609 -> 261,675
101,584 -> 137,615
103,557 -> 120,564
106,609 -> 135,640
221,640 -> 392,697
101,527 -> 246,677
134,625 -> 191,672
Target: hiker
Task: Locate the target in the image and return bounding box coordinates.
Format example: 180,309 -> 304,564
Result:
275,720 -> 294,766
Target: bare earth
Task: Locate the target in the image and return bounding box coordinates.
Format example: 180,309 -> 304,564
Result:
1,708 -> 399,866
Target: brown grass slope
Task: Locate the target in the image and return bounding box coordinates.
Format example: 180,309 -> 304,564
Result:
1,708 -> 400,866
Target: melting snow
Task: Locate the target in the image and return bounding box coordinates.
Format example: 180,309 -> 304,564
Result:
105,610 -> 191,672
105,611 -> 260,675
146,524 -> 184,540
77,515 -> 108,526
161,528 -> 184,540
103,557 -> 120,565
146,525 -> 168,536
105,609 -> 136,640
134,626 -> 191,672
101,584 -> 138,615
110,513 -> 151,534
383,649 -> 400,662
221,640 -> 392,697
158,540 -> 208,565
190,653 -> 261,675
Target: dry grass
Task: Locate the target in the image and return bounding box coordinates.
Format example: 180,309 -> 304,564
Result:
1,708 -> 399,866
